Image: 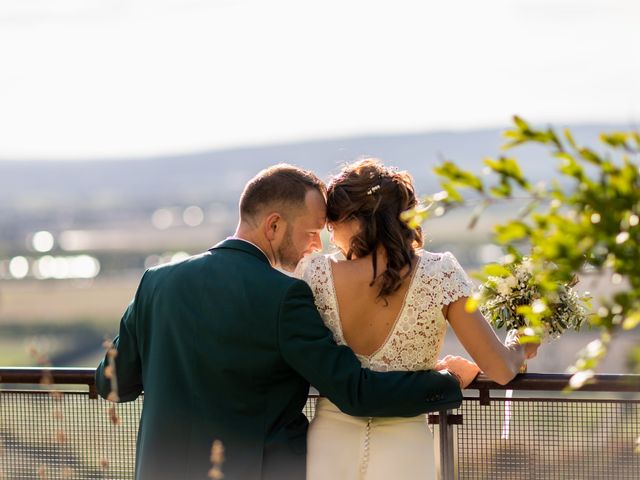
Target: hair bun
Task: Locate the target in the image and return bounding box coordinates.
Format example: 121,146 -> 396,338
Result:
326,158 -> 423,300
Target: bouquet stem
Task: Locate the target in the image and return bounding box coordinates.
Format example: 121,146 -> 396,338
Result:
518,361 -> 527,374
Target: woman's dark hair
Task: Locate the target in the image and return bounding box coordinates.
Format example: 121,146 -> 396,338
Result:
327,158 -> 423,300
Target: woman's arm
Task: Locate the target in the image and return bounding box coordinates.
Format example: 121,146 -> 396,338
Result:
445,297 -> 539,385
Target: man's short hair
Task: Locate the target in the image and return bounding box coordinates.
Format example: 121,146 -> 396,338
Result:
240,164 -> 326,222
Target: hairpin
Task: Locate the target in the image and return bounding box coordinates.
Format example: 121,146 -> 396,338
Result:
367,184 -> 381,196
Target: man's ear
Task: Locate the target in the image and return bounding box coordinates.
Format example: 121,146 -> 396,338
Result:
264,213 -> 281,241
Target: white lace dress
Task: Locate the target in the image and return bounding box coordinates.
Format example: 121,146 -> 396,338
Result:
297,250 -> 474,480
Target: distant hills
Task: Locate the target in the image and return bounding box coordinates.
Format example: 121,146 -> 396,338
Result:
0,124 -> 625,212
0,123 -> 629,256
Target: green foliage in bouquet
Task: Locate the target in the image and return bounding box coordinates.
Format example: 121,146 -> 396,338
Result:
474,258 -> 590,341
404,116 -> 640,386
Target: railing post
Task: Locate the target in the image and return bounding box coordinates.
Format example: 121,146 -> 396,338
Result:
433,409 -> 456,480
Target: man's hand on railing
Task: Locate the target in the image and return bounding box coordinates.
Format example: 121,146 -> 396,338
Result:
435,355 -> 481,389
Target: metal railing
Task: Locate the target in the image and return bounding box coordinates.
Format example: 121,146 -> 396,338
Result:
441,374 -> 640,480
1,368 -> 639,479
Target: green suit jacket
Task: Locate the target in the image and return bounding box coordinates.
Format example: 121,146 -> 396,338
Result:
95,239 -> 462,480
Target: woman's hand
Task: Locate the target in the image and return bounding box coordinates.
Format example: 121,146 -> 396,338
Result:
435,355 -> 481,388
446,296 -> 541,385
505,329 -> 540,360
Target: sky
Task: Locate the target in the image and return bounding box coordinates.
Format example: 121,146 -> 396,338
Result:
0,0 -> 638,160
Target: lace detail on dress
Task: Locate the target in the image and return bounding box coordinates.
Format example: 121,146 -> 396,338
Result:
435,252 -> 475,307
298,250 -> 474,372
296,254 -> 345,346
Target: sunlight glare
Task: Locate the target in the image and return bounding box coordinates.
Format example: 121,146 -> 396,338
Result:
9,256 -> 29,279
32,231 -> 54,252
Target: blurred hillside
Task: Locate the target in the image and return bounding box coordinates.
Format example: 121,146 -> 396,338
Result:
0,124 -> 621,259
0,124 -> 619,210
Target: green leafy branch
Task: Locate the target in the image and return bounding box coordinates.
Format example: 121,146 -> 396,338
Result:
407,116 -> 640,387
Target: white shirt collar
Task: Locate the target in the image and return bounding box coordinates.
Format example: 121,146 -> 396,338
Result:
228,236 -> 271,264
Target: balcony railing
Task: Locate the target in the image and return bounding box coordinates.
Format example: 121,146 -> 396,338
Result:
1,368 -> 639,479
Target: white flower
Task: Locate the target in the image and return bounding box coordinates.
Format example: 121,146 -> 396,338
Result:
569,370 -> 594,389
531,299 -> 547,314
496,278 -> 514,296
585,339 -> 604,358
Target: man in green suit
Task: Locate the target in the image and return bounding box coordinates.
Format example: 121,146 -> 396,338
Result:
96,165 -> 465,480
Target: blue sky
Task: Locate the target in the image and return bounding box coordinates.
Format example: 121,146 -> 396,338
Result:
0,0 -> 638,159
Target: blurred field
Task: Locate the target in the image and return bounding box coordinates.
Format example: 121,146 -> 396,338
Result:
0,278 -> 140,367
0,278 -> 139,325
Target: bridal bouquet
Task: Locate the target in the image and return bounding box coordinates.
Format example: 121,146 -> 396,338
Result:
477,258 -> 590,340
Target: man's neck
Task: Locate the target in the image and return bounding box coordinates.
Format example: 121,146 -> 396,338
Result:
233,225 -> 274,266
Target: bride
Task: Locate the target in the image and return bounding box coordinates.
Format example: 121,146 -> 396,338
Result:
296,159 -> 538,479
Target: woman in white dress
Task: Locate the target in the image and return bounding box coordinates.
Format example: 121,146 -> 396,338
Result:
298,159 -> 538,480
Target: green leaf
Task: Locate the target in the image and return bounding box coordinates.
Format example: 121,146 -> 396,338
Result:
433,161 -> 484,192
494,222 -> 530,244
513,115 -> 530,131
564,128 -> 578,150
483,157 -> 529,189
623,312 -> 640,330
490,184 -> 512,198
578,148 -> 602,165
442,183 -> 464,203
483,264 -> 512,277
401,206 -> 430,228
465,295 -> 480,313
519,335 -> 542,344
556,152 -> 585,179
600,132 -> 629,148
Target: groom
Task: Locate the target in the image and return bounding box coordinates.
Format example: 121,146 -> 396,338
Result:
96,164 -> 464,480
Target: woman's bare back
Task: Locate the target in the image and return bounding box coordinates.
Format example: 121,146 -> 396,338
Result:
331,255 -> 419,357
